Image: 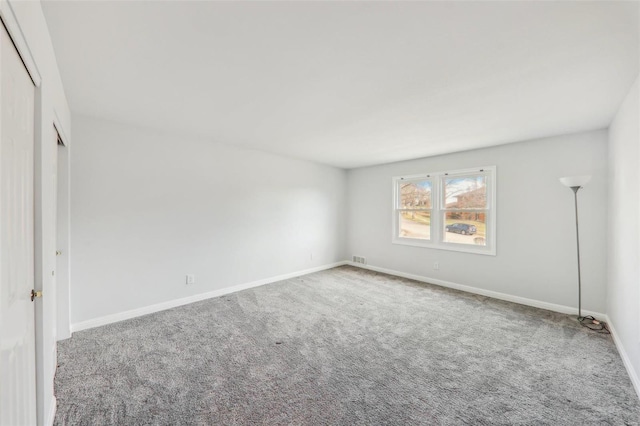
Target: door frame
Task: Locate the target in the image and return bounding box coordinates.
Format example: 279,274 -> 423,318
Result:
54,120 -> 71,341
0,1 -> 41,86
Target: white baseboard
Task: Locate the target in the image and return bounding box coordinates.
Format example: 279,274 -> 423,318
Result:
46,396 -> 56,426
56,327 -> 71,341
70,261 -> 348,333
604,315 -> 640,400
347,261 -> 606,319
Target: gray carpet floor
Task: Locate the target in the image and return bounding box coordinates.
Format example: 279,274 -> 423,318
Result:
54,266 -> 640,425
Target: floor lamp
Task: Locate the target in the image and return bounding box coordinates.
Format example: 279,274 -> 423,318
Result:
559,175 -> 608,333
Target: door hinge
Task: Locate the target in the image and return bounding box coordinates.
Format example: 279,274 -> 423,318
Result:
30,289 -> 42,302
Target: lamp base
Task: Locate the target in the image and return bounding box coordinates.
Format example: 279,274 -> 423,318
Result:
578,315 -> 610,333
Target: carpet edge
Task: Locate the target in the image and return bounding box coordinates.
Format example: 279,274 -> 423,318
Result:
606,316 -> 640,400
349,261 -> 640,403
346,262 -> 606,318
69,261 -> 349,334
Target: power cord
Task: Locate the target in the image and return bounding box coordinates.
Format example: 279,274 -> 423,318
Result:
578,315 -> 610,334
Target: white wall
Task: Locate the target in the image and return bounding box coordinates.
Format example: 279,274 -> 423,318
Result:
347,130 -> 608,314
608,75 -> 640,395
69,114 -> 347,325
1,1 -> 71,424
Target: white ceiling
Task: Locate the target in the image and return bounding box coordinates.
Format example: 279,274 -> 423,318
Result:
42,1 -> 639,169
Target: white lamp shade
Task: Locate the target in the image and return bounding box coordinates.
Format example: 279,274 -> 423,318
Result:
559,175 -> 591,188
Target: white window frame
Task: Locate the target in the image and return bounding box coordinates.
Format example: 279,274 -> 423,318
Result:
392,166 -> 496,256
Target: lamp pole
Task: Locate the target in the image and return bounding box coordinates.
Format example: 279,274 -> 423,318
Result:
571,185 -> 582,319
559,175 -> 607,332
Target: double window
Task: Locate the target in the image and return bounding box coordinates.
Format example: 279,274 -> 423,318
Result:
392,166 -> 496,255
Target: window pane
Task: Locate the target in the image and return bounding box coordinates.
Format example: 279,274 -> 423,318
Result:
399,180 -> 432,209
443,211 -> 486,246
444,175 -> 486,209
399,211 -> 431,240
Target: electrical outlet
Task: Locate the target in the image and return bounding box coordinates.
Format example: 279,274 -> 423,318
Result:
433,262 -> 439,270
186,274 -> 195,285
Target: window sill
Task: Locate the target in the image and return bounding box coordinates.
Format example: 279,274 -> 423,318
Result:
392,238 -> 496,256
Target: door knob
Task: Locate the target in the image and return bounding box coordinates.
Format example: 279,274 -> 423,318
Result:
30,290 -> 42,301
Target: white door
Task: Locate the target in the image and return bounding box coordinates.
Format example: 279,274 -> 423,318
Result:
0,22 -> 37,426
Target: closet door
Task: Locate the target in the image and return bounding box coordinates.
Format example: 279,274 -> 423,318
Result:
0,21 -> 37,426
